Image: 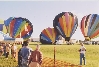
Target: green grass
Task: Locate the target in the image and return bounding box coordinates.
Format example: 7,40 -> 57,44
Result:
0,44 -> 99,67
0,56 -> 17,67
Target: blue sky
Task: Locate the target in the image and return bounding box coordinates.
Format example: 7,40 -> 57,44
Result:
0,1 -> 99,40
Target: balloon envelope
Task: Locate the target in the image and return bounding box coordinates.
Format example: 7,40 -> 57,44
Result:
8,17 -> 33,40
53,12 -> 78,41
80,14 -> 99,41
40,27 -> 58,44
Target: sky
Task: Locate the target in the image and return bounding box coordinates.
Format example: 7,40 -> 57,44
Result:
0,1 -> 99,41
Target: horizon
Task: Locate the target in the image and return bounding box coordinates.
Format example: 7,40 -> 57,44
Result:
0,1 -> 99,41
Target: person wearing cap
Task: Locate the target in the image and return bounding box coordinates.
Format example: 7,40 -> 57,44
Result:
29,44 -> 43,67
79,42 -> 86,65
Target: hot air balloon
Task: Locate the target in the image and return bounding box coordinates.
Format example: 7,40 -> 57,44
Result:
8,17 -> 33,40
80,14 -> 99,41
53,12 -> 78,41
40,27 -> 59,44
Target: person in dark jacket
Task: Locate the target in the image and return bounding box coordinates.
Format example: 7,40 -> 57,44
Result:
20,41 -> 33,67
18,44 -> 24,67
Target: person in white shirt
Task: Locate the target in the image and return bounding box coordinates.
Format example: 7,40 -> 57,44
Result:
79,42 -> 86,65
11,43 -> 17,58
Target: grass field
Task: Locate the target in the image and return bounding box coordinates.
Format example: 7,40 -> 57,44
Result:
0,43 -> 99,67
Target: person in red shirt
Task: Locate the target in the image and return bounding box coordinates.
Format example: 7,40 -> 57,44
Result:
29,44 -> 43,67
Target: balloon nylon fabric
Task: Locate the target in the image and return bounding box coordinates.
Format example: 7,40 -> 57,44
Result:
80,14 -> 99,40
5,17 -> 33,40
40,27 -> 58,44
53,12 -> 78,41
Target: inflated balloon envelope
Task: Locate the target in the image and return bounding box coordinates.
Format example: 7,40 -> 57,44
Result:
53,12 -> 78,41
4,17 -> 33,41
40,27 -> 59,44
80,14 -> 99,41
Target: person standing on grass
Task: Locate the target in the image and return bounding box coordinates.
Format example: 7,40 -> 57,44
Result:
20,40 -> 33,67
11,43 -> 17,58
18,43 -> 24,67
5,43 -> 10,59
3,43 -> 6,56
0,44 -> 3,56
8,43 -> 11,56
29,44 -> 43,67
79,42 -> 86,65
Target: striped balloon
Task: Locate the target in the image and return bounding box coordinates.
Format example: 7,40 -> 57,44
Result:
40,27 -> 58,44
53,12 -> 78,41
8,17 -> 33,40
80,14 -> 99,41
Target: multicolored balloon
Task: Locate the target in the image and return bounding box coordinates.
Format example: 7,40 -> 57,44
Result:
8,17 -> 33,40
80,14 -> 99,41
53,12 -> 78,41
40,27 -> 59,44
